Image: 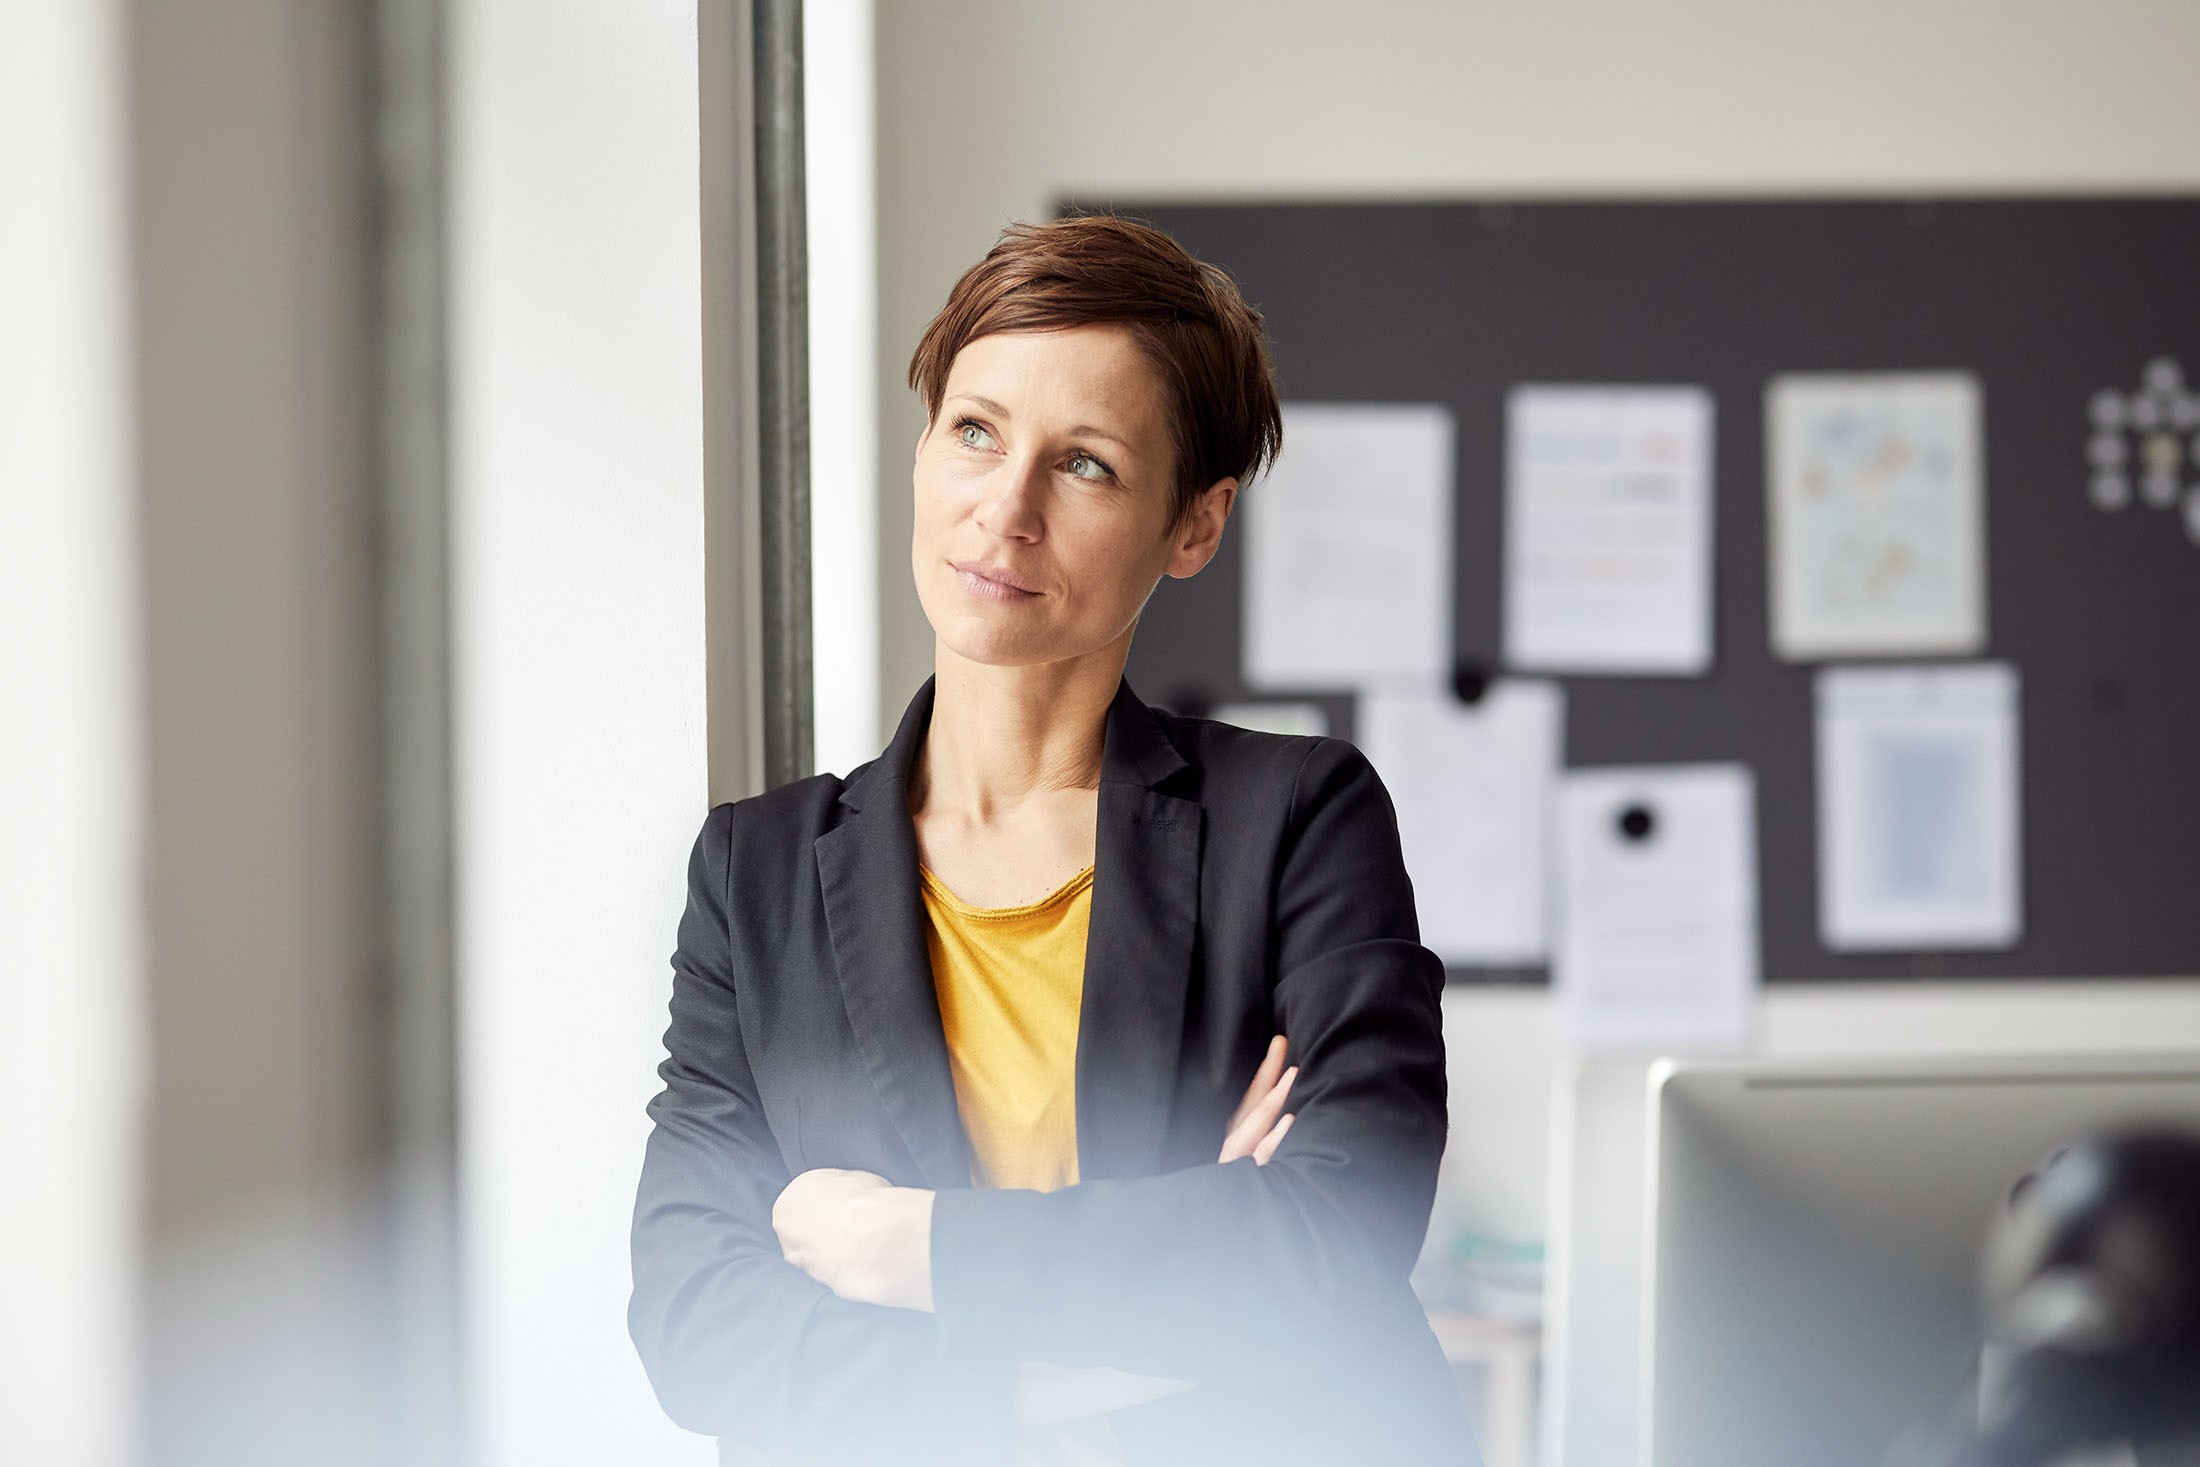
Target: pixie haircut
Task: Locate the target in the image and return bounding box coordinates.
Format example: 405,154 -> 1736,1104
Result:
908,214 -> 1285,529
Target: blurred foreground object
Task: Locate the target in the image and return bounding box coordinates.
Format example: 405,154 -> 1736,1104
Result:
1963,1128 -> 2200,1467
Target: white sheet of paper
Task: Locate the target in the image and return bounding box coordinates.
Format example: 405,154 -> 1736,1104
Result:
1208,700 -> 1330,738
1503,385 -> 1715,675
1768,372 -> 1986,659
1816,662 -> 2022,950
1359,681 -> 1564,967
1243,403 -> 1453,689
1555,764 -> 1758,1052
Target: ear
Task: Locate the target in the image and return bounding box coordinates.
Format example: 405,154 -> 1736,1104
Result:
1163,476 -> 1239,580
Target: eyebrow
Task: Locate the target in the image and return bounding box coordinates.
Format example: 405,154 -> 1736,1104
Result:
948,393 -> 1135,452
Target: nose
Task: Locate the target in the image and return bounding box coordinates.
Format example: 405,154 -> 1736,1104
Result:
974,452 -> 1046,543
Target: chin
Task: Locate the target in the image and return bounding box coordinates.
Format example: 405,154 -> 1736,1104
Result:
932,605 -> 1100,669
937,628 -> 1059,669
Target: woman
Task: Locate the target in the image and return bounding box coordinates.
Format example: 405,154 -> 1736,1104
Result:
630,215 -> 1472,1467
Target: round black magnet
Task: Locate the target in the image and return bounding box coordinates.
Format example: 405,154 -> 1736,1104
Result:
1449,661 -> 1491,706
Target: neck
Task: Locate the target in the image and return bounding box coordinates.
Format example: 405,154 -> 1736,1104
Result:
912,635 -> 1128,823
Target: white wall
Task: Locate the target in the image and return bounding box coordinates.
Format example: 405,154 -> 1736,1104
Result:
869,4 -> 2200,1461
0,5 -> 140,1464
806,0 -> 880,779
450,3 -> 719,1463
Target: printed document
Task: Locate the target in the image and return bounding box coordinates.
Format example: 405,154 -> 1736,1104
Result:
1816,663 -> 2021,950
1360,681 -> 1564,967
1243,403 -> 1453,689
1503,385 -> 1715,675
1554,763 -> 1758,1052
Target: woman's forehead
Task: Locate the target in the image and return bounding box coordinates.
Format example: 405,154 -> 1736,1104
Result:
943,326 -> 1166,444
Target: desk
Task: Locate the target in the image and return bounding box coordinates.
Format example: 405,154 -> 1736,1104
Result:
1427,1308 -> 1541,1467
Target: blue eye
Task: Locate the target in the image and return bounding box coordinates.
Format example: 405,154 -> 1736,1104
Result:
1065,451 -> 1113,482
955,419 -> 997,450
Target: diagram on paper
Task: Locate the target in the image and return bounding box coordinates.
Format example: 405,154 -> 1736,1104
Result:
1768,372 -> 1985,659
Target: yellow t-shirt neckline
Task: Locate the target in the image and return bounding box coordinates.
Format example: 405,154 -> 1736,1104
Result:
916,861 -> 1096,919
916,859 -> 1096,1196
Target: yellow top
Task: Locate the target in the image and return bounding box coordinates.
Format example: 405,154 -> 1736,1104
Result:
918,860 -> 1094,1193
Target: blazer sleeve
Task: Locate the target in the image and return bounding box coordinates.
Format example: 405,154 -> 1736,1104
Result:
628,803 -> 1015,1462
927,737 -> 1449,1380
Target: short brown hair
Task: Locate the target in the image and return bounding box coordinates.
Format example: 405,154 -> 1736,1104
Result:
908,214 -> 1284,528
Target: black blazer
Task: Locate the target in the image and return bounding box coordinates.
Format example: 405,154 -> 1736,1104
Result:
630,676 -> 1476,1467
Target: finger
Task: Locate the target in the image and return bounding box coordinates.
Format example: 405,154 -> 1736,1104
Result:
1226,1036 -> 1289,1134
1235,1038 -> 1288,1129
1241,1065 -> 1295,1142
1221,1066 -> 1295,1160
1252,1112 -> 1294,1166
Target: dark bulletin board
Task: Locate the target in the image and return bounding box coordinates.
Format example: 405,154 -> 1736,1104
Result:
1102,197 -> 2200,985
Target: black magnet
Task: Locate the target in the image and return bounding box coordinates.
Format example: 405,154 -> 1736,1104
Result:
1449,660 -> 1491,706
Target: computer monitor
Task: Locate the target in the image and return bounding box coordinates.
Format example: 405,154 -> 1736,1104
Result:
1642,1052 -> 2200,1467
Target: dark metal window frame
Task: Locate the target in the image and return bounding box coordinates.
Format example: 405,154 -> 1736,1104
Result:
753,0 -> 815,790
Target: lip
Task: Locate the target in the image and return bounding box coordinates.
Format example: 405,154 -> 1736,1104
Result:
950,559 -> 1043,599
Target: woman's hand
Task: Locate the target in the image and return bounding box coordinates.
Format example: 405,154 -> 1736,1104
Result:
771,1167 -> 937,1313
1219,1034 -> 1296,1165
771,1036 -> 1295,1314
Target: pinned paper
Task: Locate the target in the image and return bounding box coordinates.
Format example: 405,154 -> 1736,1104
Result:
1360,681 -> 1564,967
1816,663 -> 2022,951
1503,385 -> 1715,675
1768,372 -> 1986,659
1554,764 -> 1758,1052
1243,403 -> 1454,690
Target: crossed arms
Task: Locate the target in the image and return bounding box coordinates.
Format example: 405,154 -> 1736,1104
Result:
627,739 -> 1447,1462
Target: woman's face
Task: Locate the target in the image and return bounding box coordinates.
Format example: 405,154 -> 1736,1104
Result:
911,323 -> 1232,671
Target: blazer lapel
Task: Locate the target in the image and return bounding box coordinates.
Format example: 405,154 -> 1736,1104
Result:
816,673 -> 1204,1190
1075,680 -> 1202,1182
814,678 -> 975,1192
